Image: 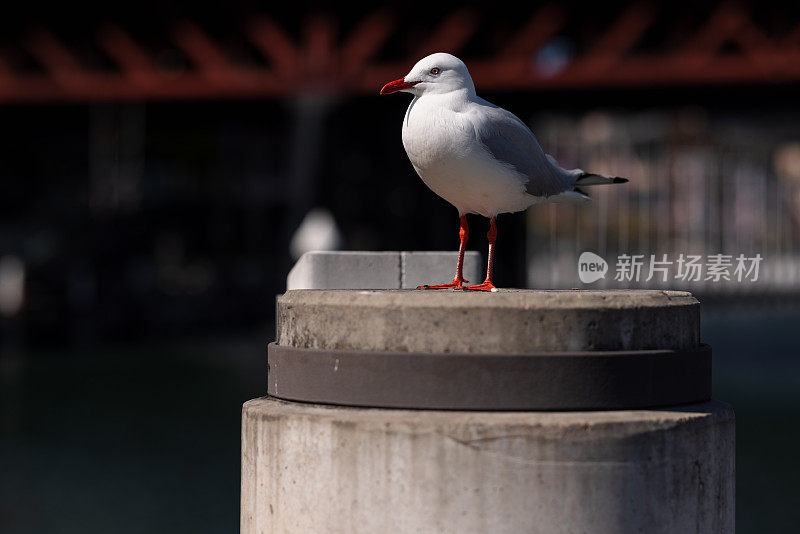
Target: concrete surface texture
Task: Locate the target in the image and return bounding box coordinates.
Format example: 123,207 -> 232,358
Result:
277,289 -> 700,353
244,288 -> 733,533
286,251 -> 482,290
241,397 -> 735,534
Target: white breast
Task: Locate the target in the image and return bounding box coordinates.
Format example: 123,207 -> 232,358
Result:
401,95 -> 535,217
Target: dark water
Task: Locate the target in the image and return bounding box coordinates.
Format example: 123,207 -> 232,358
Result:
703,305 -> 800,533
0,339 -> 265,533
1,308 -> 799,533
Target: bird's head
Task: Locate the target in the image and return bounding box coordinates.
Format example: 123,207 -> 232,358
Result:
380,53 -> 475,97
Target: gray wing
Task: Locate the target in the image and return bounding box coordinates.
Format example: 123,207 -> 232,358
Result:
470,100 -> 578,197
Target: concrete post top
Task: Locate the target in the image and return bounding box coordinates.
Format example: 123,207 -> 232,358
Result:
244,396 -> 733,437
277,289 -> 700,353
279,288 -> 697,310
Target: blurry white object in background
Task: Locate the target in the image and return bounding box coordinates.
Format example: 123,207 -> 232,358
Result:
775,143 -> 800,183
290,207 -> 343,260
0,256 -> 25,317
286,251 -> 483,290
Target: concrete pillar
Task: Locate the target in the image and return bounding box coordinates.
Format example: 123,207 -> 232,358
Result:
242,290 -> 734,533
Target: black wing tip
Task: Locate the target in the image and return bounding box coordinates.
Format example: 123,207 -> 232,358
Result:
576,173 -> 629,185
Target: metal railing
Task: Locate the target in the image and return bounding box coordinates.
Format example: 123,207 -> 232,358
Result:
526,108 -> 800,294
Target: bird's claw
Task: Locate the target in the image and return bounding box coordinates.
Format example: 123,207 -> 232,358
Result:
461,281 -> 498,292
417,279 -> 468,290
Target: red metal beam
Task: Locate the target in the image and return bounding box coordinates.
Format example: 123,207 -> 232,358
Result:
98,24 -> 162,88
339,10 -> 395,84
0,51 -> 12,85
173,21 -> 258,88
675,2 -> 773,73
501,3 -> 565,58
413,8 -> 479,58
26,27 -> 92,91
303,14 -> 336,87
247,16 -> 301,80
577,2 -> 656,74
2,5 -> 800,105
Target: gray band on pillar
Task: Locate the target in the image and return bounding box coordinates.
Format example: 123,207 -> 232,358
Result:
267,342 -> 711,410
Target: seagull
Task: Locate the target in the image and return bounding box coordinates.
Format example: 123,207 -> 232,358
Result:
380,52 -> 627,292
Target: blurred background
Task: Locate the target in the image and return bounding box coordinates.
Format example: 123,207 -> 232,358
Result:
1,1 -> 799,532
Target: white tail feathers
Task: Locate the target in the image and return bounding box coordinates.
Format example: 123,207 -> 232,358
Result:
547,190 -> 591,203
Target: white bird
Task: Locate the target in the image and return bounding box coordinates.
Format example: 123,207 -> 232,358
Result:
381,52 -> 627,291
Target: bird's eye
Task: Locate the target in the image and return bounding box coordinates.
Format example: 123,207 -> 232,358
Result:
429,67 -> 441,75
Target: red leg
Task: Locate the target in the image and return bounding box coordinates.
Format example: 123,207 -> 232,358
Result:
418,215 -> 469,289
463,217 -> 498,292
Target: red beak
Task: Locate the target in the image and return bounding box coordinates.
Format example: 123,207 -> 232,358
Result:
380,78 -> 418,95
